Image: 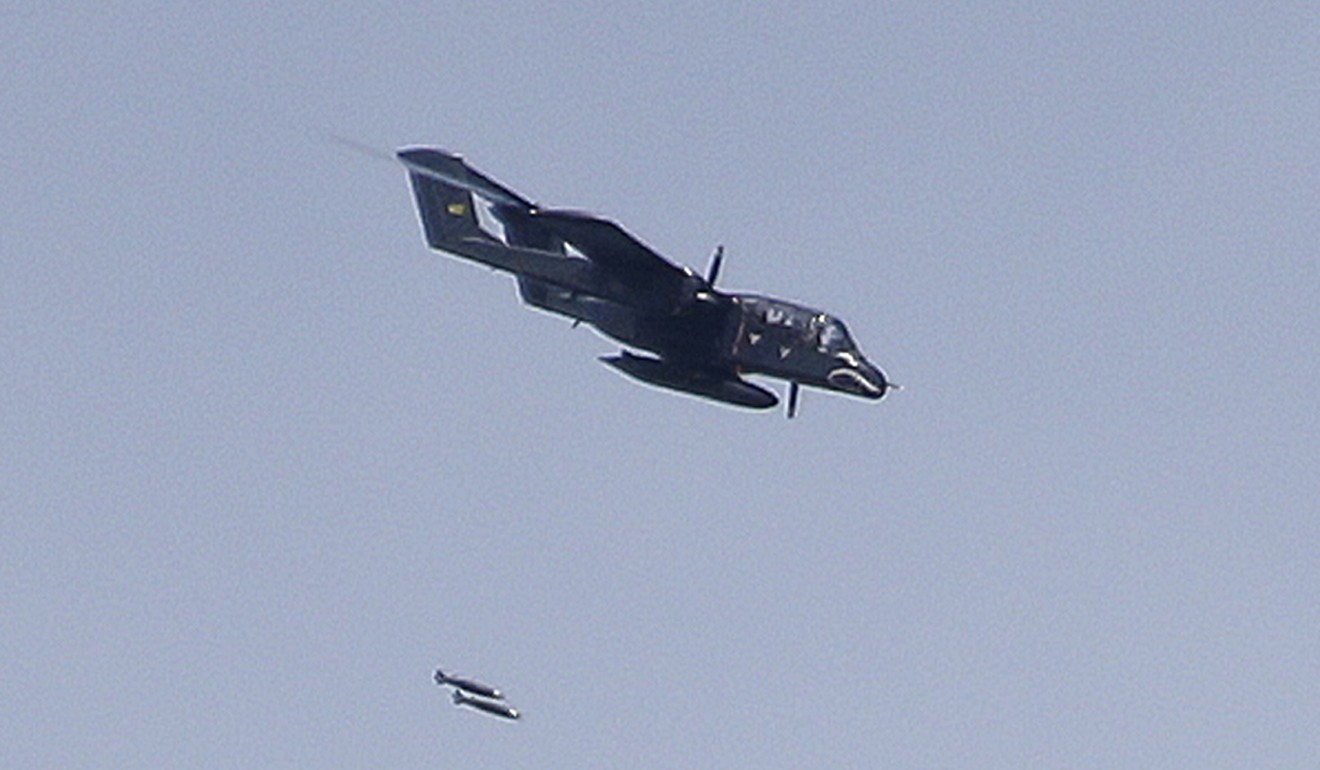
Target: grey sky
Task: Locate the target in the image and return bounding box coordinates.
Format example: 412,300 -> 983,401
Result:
4,3 -> 1318,768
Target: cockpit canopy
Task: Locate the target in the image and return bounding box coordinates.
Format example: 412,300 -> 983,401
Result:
733,295 -> 859,354
815,315 -> 853,353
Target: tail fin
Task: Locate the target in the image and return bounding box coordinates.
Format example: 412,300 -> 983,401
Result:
398,149 -> 490,249
398,147 -> 566,254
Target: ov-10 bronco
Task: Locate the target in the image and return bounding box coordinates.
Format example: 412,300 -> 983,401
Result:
399,147 -> 891,417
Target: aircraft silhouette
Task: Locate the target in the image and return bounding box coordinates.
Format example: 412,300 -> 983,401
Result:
399,147 -> 890,416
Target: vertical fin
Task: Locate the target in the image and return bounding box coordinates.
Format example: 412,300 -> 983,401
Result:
403,170 -> 488,247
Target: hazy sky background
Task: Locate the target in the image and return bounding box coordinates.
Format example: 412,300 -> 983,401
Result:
4,3 -> 1318,768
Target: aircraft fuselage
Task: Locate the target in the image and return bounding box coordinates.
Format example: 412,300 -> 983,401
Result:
517,278 -> 887,401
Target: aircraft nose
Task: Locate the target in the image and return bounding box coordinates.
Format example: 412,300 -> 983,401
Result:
826,358 -> 890,399
864,361 -> 890,400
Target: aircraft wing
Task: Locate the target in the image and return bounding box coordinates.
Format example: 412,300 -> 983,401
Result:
528,210 -> 693,295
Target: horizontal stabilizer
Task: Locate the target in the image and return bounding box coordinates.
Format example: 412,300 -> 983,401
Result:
397,148 -> 531,208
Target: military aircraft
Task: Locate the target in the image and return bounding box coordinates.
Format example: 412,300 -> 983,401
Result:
398,147 -> 891,416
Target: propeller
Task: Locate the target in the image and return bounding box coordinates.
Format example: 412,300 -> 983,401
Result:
327,133 -> 396,164
706,244 -> 724,286
787,381 -> 800,419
